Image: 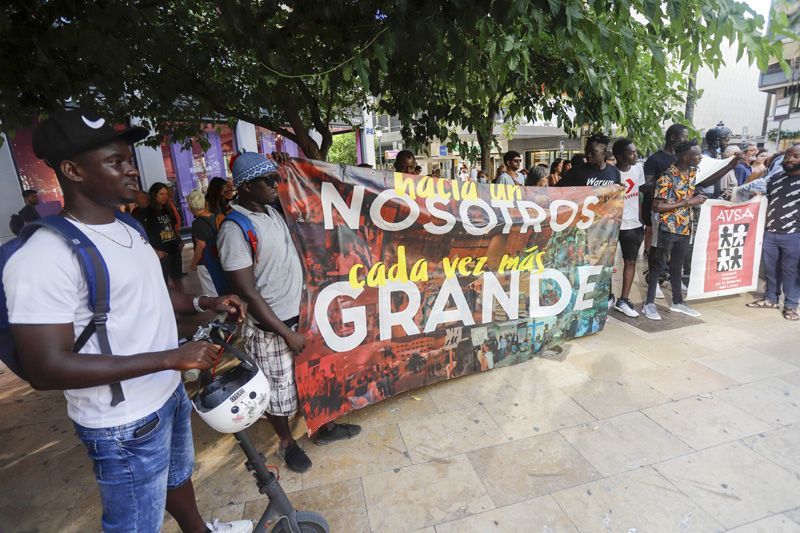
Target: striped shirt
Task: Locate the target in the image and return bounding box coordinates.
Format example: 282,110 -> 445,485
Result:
766,171 -> 800,234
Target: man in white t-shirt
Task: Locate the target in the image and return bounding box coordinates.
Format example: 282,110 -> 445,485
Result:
495,151 -> 525,186
217,151 -> 361,474
3,108 -> 251,533
611,138 -> 646,317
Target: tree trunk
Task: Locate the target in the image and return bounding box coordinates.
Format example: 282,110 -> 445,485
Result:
684,65 -> 698,123
295,133 -> 324,161
478,104 -> 499,178
477,130 -> 492,178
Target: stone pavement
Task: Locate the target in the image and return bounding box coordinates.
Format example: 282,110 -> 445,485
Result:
3,260 -> 800,532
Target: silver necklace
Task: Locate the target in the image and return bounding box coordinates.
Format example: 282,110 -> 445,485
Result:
63,211 -> 134,249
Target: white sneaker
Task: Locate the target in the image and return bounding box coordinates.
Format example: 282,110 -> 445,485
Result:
681,282 -> 689,295
206,519 -> 254,533
655,284 -> 665,300
642,303 -> 661,320
613,298 -> 640,318
669,302 -> 701,317
608,294 -> 616,311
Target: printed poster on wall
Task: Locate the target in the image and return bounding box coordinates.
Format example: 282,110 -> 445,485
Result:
277,160 -> 623,433
686,196 -> 767,300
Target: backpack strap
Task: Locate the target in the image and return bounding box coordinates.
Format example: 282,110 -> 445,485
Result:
115,210 -> 148,243
22,216 -> 125,406
223,210 -> 259,260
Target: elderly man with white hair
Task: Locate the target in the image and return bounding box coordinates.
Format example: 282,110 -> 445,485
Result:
709,145 -> 742,201
186,188 -> 220,297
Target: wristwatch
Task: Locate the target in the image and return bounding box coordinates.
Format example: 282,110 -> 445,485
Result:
192,295 -> 208,313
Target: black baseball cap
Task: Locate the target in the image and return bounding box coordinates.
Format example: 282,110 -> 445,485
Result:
32,108 -> 149,166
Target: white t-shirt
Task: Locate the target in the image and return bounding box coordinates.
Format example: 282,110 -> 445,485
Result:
3,219 -> 180,428
496,172 -> 524,186
620,163 -> 645,230
217,204 -> 303,321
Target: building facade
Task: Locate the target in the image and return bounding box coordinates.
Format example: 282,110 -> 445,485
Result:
759,0 -> 800,151
0,120 -> 308,243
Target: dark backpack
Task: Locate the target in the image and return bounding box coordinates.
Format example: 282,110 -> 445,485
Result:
0,212 -> 147,406
204,209 -> 258,295
9,213 -> 24,236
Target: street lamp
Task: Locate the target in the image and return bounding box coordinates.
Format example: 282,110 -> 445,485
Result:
375,126 -> 383,169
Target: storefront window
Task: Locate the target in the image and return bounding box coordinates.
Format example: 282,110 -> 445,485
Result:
255,126 -> 305,158
161,124 -> 237,226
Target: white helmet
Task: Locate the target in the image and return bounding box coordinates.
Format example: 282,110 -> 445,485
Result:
190,320 -> 271,434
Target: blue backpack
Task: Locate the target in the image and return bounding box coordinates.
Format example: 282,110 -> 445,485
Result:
0,212 -> 147,406
204,210 -> 258,296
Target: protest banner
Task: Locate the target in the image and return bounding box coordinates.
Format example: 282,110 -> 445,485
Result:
686,196 -> 767,300
277,160 -> 623,433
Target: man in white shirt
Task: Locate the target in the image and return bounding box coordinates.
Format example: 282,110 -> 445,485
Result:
495,151 -> 525,185
4,109 -> 251,533
611,138 -> 646,317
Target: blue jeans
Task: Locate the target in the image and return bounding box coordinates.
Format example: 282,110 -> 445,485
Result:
762,231 -> 800,310
74,386 -> 194,532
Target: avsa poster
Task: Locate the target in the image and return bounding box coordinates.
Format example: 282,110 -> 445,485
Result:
686,197 -> 767,300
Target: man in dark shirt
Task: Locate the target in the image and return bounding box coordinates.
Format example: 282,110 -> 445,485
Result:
556,133 -> 620,310
555,133 -> 620,187
9,189 -> 41,236
394,150 -> 417,174
747,144 -> 800,321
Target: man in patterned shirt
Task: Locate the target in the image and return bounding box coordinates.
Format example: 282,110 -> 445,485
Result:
746,144 -> 800,321
642,140 -> 707,320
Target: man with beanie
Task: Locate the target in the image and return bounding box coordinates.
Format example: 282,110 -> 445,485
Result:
3,108 -> 252,533
218,151 -> 361,473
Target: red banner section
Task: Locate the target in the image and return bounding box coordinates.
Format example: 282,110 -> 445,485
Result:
277,160 -> 623,433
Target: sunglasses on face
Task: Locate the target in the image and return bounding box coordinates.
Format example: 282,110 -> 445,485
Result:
254,174 -> 280,187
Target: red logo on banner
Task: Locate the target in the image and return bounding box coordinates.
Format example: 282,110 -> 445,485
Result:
703,204 -> 758,293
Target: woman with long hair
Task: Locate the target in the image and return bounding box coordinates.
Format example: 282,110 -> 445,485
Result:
141,182 -> 183,289
206,176 -> 230,215
548,158 -> 563,185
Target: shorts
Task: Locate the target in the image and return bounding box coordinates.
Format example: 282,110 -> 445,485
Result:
242,320 -> 299,417
74,386 -> 194,532
619,226 -> 645,260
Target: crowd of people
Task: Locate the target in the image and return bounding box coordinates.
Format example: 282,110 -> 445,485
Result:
4,107 -> 799,533
394,126 -> 798,322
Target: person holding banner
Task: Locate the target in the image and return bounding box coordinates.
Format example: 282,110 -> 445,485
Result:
611,138 -> 645,318
555,133 -> 620,189
746,144 -> 800,321
642,141 -> 706,320
393,150 -> 417,174
217,151 -> 361,473
555,133 -> 621,310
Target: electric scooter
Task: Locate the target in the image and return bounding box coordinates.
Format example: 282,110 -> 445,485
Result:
187,319 -> 329,533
